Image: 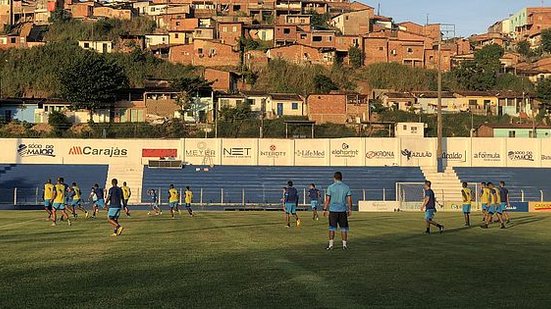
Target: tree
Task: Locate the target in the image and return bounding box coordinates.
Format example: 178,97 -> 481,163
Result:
49,8 -> 72,23
58,52 -> 128,121
541,29 -> 551,53
48,110 -> 72,137
537,77 -> 551,103
172,76 -> 213,118
495,74 -> 534,93
450,44 -> 504,91
516,40 -> 531,57
309,11 -> 331,30
313,74 -> 338,93
348,46 -> 363,68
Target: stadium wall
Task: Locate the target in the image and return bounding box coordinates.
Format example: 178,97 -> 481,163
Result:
1,137 -> 550,168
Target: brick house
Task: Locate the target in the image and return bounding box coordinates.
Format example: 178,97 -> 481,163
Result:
397,22 -> 441,42
204,68 -> 243,93
307,93 -> 369,124
93,6 -> 133,20
244,50 -> 269,70
266,43 -> 335,65
193,39 -> 240,67
217,22 -> 243,47
331,9 -> 373,35
296,29 -> 336,49
169,17 -> 198,32
275,24 -> 298,46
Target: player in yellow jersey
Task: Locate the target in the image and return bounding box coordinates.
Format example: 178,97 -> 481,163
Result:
43,179 -> 55,220
482,183 -> 506,229
184,186 -> 194,217
461,182 -> 473,227
51,177 -> 71,226
168,184 -> 180,219
121,182 -> 132,217
69,182 -> 89,219
479,182 -> 491,222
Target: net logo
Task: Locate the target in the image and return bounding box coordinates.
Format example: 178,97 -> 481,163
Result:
17,144 -> 56,157
401,149 -> 432,161
68,146 -> 128,157
223,147 -> 252,158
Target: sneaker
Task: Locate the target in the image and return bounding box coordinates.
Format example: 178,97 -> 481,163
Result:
159,211 -> 163,215
506,219 -> 511,224
116,226 -> 124,235
325,245 -> 333,251
126,213 -> 131,217
438,225 -> 444,233
110,233 -> 118,237
286,224 -> 290,228
67,219 -> 72,226
296,219 -> 302,227
171,216 -> 175,219
51,222 -> 57,227
316,217 -> 319,221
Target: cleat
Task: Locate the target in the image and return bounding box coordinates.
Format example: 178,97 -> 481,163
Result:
316,217 -> 319,221
438,225 -> 444,233
424,230 -> 430,234
51,222 -> 57,227
325,246 -> 333,251
342,246 -> 348,251
85,212 -> 89,219
296,219 -> 301,227
171,216 -> 175,219
110,233 -> 117,237
500,224 -> 506,229
67,219 -> 72,226
116,226 -> 124,235
481,224 -> 489,229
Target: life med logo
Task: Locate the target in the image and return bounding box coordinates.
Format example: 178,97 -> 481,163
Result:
17,144 -> 56,157
69,146 -> 128,157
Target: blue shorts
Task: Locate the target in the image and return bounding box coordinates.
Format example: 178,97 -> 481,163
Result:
108,208 -> 121,219
462,204 -> 471,214
71,199 -> 81,206
96,199 -> 105,208
495,204 -> 503,214
482,204 -> 488,211
488,205 -> 496,214
44,200 -> 52,208
169,202 -> 178,208
285,202 -> 297,214
425,209 -> 435,221
185,203 -> 192,208
53,202 -> 65,210
311,200 -> 319,210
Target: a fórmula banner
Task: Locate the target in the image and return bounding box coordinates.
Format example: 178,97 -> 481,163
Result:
294,139 -> 329,166
505,138 -> 539,168
365,138 -> 398,166
183,138 -> 221,166
399,138 -> 436,167
258,139 -> 293,166
471,138 -> 505,167
221,139 -> 257,165
329,138 -> 363,166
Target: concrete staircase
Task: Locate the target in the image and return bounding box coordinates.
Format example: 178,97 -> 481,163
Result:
105,164 -> 144,204
421,166 -> 463,203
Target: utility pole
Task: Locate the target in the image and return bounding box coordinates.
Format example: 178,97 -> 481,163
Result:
436,34 -> 443,173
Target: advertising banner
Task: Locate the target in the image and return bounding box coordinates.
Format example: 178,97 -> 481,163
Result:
294,139 -> 329,166
329,138 -> 364,166
142,149 -> 178,158
258,139 -> 293,166
471,138 -> 505,167
505,138 -> 539,168
442,138 -> 470,167
529,201 -> 551,212
13,140 -> 62,164
399,137 -> 436,167
365,138 -> 398,166
358,201 -> 399,212
221,139 -> 257,165
508,202 -> 529,212
540,139 -> 551,167
183,138 -> 221,166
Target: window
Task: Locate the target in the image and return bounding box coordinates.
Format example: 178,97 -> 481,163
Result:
390,49 -> 397,55
236,100 -> 243,105
223,27 -> 227,32
220,99 -> 230,107
509,131 -> 516,138
283,28 -> 291,34
175,33 -> 179,39
407,47 -> 413,54
176,21 -> 180,26
300,33 -> 307,39
328,36 -> 332,41
469,99 -> 477,107
411,127 -> 418,133
83,42 -> 90,48
379,46 -> 384,51
403,125 -> 407,130
313,36 -> 322,42
292,103 -> 298,110
345,16 -> 349,21
198,48 -> 203,54
232,26 -> 237,32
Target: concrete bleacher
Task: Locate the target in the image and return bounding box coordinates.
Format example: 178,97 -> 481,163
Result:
0,164 -> 109,205
454,167 -> 551,202
142,166 -> 425,206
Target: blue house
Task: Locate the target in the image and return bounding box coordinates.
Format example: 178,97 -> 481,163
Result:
0,99 -> 38,123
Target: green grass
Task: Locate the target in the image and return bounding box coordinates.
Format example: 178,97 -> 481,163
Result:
1,211 -> 551,308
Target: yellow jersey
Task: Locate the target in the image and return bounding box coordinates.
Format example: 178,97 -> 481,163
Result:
73,186 -> 81,200
480,188 -> 491,204
53,183 -> 66,203
492,188 -> 501,205
44,183 -> 54,200
461,188 -> 472,205
169,188 -> 179,203
122,186 -> 131,200
184,190 -> 193,204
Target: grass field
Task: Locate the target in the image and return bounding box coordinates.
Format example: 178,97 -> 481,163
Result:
1,210 -> 551,308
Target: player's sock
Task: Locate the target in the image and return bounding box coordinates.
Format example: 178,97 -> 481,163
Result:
329,240 -> 334,247
342,240 -> 347,247
425,227 -> 430,234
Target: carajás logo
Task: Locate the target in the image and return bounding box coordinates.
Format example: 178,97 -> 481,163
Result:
69,146 -> 128,157
17,144 -> 56,157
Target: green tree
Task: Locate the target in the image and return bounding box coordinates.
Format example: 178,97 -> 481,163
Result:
495,74 -> 534,93
48,110 -> 72,137
172,76 -> 213,117
49,8 -> 72,23
309,11 -> 331,30
516,40 -> 531,57
537,77 -> 551,103
541,29 -> 551,53
313,74 -> 338,93
348,46 -> 363,68
450,44 -> 504,91
58,52 -> 128,121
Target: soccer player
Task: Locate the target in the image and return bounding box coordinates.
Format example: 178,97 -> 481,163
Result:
322,172 -> 352,250
461,182 -> 473,227
283,181 -> 301,228
121,182 -> 132,217
51,177 -> 71,226
420,180 -> 444,234
43,179 -> 54,220
483,183 -> 506,229
168,184 -> 180,219
105,178 -> 124,237
70,182 -> 89,219
499,181 -> 511,223
184,186 -> 194,217
480,182 -> 490,222
91,184 -> 105,219
308,183 -> 321,221
147,189 -> 161,216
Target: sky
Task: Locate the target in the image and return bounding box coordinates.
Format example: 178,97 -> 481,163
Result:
363,0 -> 548,36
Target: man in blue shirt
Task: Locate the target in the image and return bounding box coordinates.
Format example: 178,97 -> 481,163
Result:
322,172 -> 352,250
499,181 -> 511,224
283,181 -> 301,228
106,178 -> 124,237
308,183 -> 321,221
421,181 -> 444,234
91,184 -> 105,219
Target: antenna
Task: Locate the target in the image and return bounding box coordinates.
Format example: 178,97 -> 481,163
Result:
377,2 -> 381,15
426,14 -> 429,25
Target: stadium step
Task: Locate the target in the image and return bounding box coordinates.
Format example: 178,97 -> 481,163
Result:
421,167 -> 463,203
106,164 -> 144,204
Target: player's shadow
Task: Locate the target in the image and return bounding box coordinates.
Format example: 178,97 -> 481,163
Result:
506,215 -> 546,228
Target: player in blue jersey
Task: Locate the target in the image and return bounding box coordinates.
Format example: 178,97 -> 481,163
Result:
421,181 -> 444,234
323,172 -> 352,250
283,181 -> 301,228
91,184 -> 105,219
499,181 -> 511,223
105,178 -> 124,237
148,189 -> 162,216
308,183 -> 321,221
